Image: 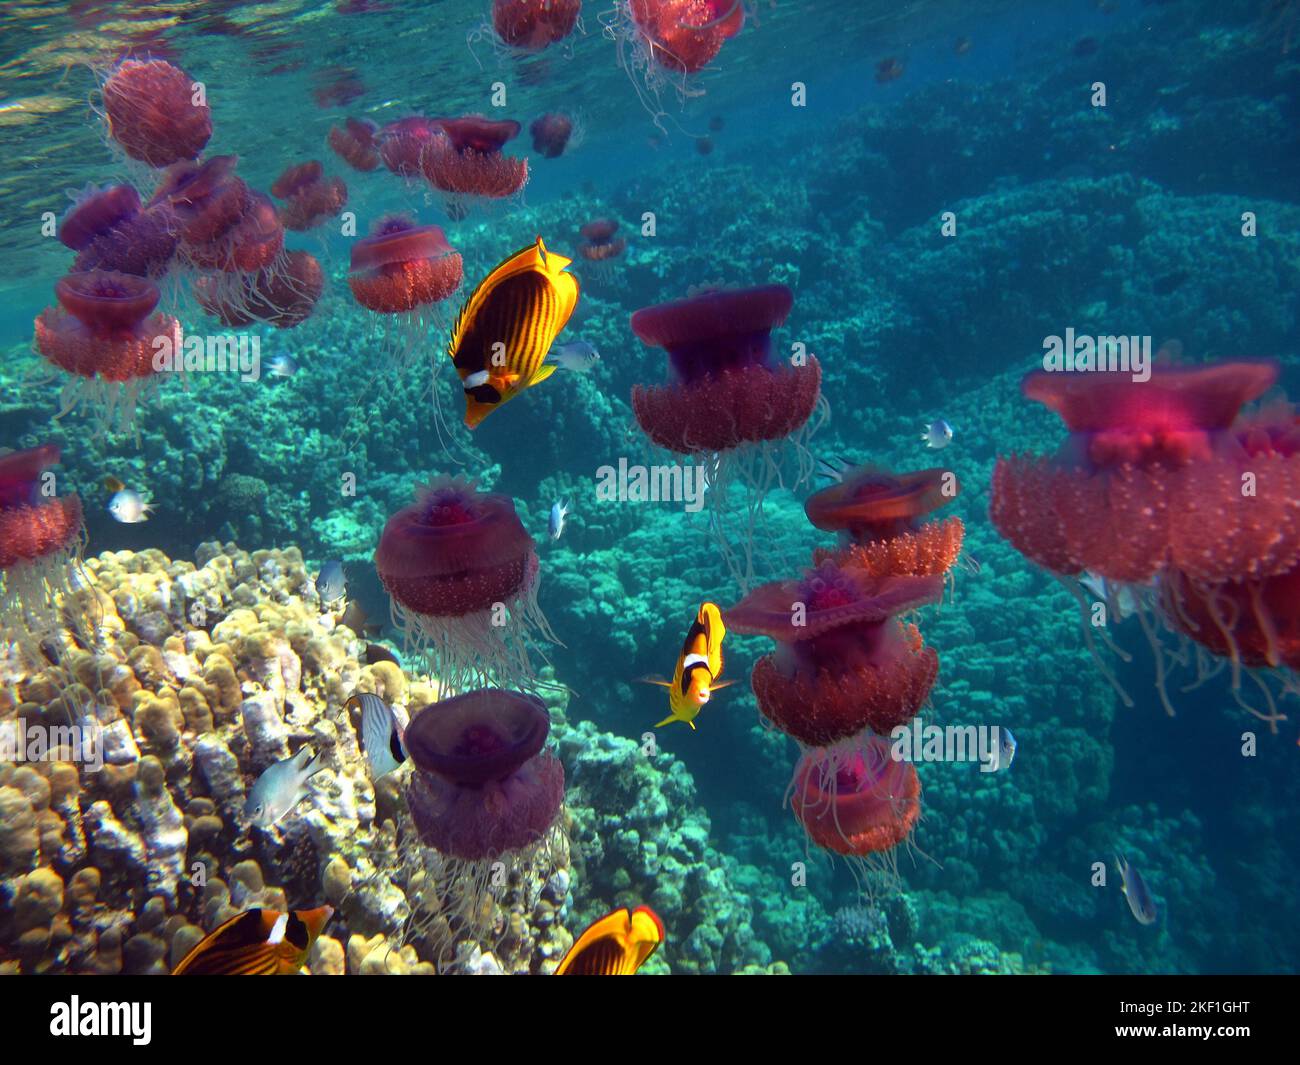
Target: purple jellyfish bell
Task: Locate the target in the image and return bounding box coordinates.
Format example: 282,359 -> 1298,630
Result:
629,283 -> 793,386
404,689 -> 564,861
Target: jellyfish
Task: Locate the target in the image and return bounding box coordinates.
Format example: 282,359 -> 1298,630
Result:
0,445 -> 85,654
530,112 -> 578,158
60,184 -> 178,278
270,160 -> 348,232
373,477 -> 557,690
148,155 -> 250,250
602,0 -> 745,120
393,688 -> 566,967
991,361 -> 1297,585
195,249 -> 324,329
725,561 -> 943,746
992,360 -> 1300,719
576,218 -> 626,285
183,192 -> 284,274
377,116 -> 445,178
328,117 -> 382,172
491,0 -> 583,53
790,735 -> 921,879
630,284 -> 826,588
420,116 -> 530,211
806,466 -> 965,580
345,214 -> 462,368
1156,404 -> 1300,730
33,271 -> 182,441
100,58 -> 212,167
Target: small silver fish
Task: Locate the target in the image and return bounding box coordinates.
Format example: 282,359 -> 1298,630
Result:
816,455 -> 851,483
314,560 -> 346,605
350,692 -> 408,780
921,419 -> 954,450
108,489 -> 153,523
244,747 -> 324,827
1116,853 -> 1159,926
990,726 -> 1016,771
267,352 -> 298,378
549,499 -> 569,541
547,340 -> 600,372
1081,571 -> 1140,621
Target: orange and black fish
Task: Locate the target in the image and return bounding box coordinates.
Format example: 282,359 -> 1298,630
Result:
172,905 -> 333,975
447,236 -> 580,429
555,905 -> 664,975
640,602 -> 734,730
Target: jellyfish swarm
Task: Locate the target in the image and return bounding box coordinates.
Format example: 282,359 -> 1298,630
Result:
420,117 -> 530,211
149,155 -> 315,329
0,446 -> 84,650
60,184 -> 178,278
990,362 -> 1297,584
790,735 -> 921,866
491,0 -> 582,52
270,160 -> 348,232
807,466 -> 966,581
630,284 -> 825,588
604,0 -> 745,117
373,478 -> 557,690
576,218 -> 626,285
101,58 -> 211,167
150,157 -> 284,274
33,271 -> 182,440
397,688 -> 566,965
726,563 -> 943,747
329,117 -> 382,172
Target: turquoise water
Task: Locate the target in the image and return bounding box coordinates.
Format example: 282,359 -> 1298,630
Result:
0,0 -> 1298,976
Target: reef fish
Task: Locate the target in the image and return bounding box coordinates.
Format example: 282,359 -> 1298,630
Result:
549,499 -> 569,541
172,906 -> 333,975
349,692 -> 408,780
107,485 -> 154,523
314,560 -> 346,605
267,352 -> 298,378
546,339 -> 600,372
1080,571 -> 1141,621
921,419 -> 954,450
1116,854 -> 1159,926
555,905 -> 665,975
990,727 -> 1016,771
447,236 -> 580,429
244,747 -> 324,827
640,602 -> 734,731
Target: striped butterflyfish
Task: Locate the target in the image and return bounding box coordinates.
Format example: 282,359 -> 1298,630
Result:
639,602 -> 735,731
171,905 -> 333,975
555,905 -> 665,975
447,235 -> 580,429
